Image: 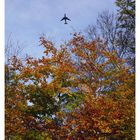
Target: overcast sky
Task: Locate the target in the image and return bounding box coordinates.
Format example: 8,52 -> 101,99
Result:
6,0 -> 116,57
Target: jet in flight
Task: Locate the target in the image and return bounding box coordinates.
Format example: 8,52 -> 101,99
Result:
61,14 -> 71,24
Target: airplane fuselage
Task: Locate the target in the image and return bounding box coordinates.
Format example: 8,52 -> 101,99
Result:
64,19 -> 67,24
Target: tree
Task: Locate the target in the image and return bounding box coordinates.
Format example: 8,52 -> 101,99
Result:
5,56 -> 27,140
5,34 -> 26,64
116,0 -> 135,30
55,33 -> 135,140
5,33 -> 135,139
116,0 -> 135,67
5,36 -> 28,139
86,3 -> 135,69
5,37 -> 82,139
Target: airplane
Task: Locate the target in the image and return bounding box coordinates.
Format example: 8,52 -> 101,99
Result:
61,14 -> 71,24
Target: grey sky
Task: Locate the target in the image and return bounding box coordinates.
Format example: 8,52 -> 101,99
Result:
6,0 -> 116,57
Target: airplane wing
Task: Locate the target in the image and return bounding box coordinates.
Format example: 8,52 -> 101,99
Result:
61,17 -> 65,21
66,17 -> 71,21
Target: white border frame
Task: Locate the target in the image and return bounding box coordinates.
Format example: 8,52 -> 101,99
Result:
0,0 -> 138,140
0,0 -> 5,139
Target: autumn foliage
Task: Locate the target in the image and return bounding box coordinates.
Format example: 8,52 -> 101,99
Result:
5,32 -> 135,139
